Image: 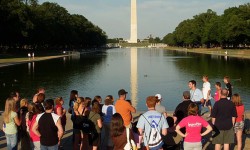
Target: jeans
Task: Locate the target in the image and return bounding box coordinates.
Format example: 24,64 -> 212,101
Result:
5,133 -> 18,150
41,144 -> 58,150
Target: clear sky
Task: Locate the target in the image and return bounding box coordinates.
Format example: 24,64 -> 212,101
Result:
39,0 -> 249,39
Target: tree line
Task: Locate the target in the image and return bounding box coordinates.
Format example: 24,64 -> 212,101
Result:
163,3 -> 250,49
0,0 -> 107,52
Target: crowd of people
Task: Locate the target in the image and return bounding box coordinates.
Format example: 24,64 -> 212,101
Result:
1,75 -> 245,150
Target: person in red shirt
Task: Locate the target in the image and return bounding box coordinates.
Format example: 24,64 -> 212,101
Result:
232,94 -> 245,150
115,89 -> 136,128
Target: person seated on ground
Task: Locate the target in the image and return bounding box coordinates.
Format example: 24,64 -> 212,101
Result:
173,91 -> 194,125
137,96 -> 168,150
155,94 -> 168,118
175,103 -> 212,150
111,113 -> 135,150
33,87 -> 45,103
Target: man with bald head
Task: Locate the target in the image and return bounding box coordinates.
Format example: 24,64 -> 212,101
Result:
211,88 -> 237,150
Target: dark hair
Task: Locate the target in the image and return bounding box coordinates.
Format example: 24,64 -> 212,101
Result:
85,97 -> 91,107
44,99 -> 54,110
224,76 -> 230,82
189,80 -> 196,86
70,90 -> 78,100
221,88 -> 228,97
37,93 -> 45,103
188,103 -> 198,116
111,113 -> 125,137
93,95 -> 102,103
167,116 -> 174,128
105,95 -> 114,105
126,100 -> 132,105
91,100 -> 100,113
215,82 -> 221,87
9,91 -> 17,98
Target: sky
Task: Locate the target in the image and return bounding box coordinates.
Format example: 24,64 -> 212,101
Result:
39,0 -> 249,39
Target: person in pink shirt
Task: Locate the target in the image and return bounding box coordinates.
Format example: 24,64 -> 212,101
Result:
175,103 -> 212,150
26,103 -> 41,150
232,94 -> 245,150
214,82 -> 221,102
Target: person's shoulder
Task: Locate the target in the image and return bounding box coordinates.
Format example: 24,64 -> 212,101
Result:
11,111 -> 17,117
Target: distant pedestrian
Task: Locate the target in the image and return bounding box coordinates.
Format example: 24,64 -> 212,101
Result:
202,75 -> 212,116
115,89 -> 136,128
28,53 -> 31,59
224,76 -> 232,100
188,80 -> 204,115
137,96 -> 168,150
214,82 -> 222,102
232,94 -> 245,150
32,99 -> 64,150
32,53 -> 34,59
3,98 -> 21,150
155,94 -> 167,118
211,89 -> 237,150
175,103 -> 212,150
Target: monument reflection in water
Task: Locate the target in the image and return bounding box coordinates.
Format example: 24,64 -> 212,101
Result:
130,47 -> 138,108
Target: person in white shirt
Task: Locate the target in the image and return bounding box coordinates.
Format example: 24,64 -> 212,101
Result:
202,75 -> 212,117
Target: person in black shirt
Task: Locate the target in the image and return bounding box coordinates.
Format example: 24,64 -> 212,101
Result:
211,88 -> 237,150
224,76 -> 232,100
173,91 -> 194,125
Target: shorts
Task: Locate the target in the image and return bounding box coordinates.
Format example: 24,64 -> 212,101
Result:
89,133 -> 100,146
234,121 -> 244,133
184,142 -> 202,150
203,99 -> 212,107
212,128 -> 234,144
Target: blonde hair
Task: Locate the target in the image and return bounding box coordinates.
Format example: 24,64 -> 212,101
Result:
232,93 -> 243,106
3,98 -> 16,123
73,97 -> 84,111
20,98 -> 28,108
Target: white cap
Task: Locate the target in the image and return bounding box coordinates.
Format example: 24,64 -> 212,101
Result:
155,94 -> 162,100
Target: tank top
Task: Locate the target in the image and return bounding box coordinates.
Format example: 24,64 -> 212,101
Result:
54,105 -> 66,126
28,115 -> 40,142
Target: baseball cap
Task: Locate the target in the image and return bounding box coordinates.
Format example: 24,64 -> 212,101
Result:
155,94 -> 162,100
118,89 -> 128,95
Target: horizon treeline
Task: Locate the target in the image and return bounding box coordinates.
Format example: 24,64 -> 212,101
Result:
0,0 -> 107,52
163,3 -> 250,49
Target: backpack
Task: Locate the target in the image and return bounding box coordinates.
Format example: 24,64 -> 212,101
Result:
142,114 -> 163,148
82,113 -> 97,135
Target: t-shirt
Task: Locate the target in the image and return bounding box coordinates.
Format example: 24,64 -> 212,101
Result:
211,98 -> 237,130
36,112 -> 60,146
202,82 -> 211,100
225,83 -> 233,98
5,111 -> 18,134
178,115 -> 209,142
89,111 -> 101,133
173,100 -> 194,124
112,129 -> 134,150
137,110 -> 169,146
115,100 -> 136,126
236,105 -> 244,122
102,105 -> 116,123
155,104 -> 166,114
190,89 -> 203,102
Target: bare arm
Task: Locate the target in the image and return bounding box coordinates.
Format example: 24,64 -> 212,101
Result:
14,115 -> 21,126
173,116 -> 177,124
32,121 -> 41,137
201,125 -> 213,136
212,117 -> 216,125
57,107 -> 63,117
56,118 -> 64,141
207,90 -> 211,101
232,117 -> 236,125
129,105 -> 136,113
161,128 -> 167,136
97,119 -> 102,128
175,125 -> 186,138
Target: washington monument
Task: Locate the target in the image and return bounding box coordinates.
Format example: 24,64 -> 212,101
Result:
130,0 -> 137,43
